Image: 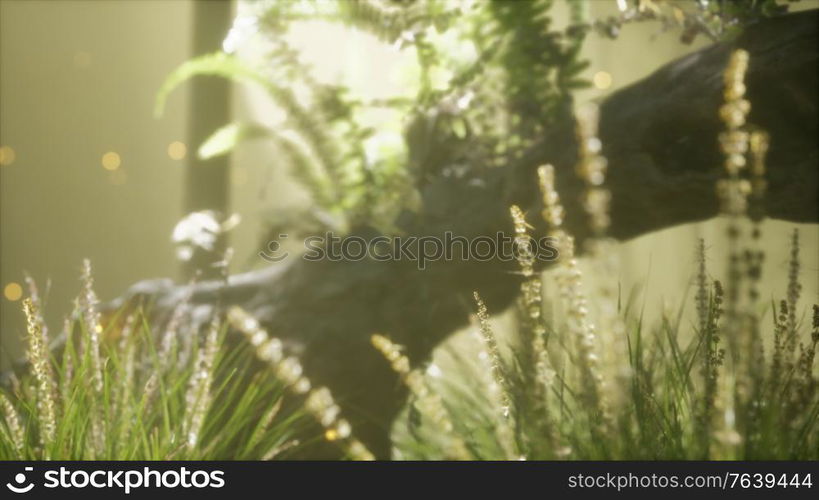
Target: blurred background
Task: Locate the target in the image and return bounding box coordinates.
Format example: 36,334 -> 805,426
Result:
1,0 -> 817,367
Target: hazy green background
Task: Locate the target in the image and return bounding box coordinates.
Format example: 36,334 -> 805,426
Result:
2,0 -> 817,367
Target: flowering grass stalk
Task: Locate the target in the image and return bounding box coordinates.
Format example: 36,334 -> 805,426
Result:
228,306 -> 375,460
0,264 -> 300,460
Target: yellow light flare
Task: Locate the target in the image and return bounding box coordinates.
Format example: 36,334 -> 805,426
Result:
593,71 -> 613,90
167,141 -> 187,160
0,145 -> 16,166
101,152 -> 121,171
4,282 -> 23,301
324,429 -> 339,442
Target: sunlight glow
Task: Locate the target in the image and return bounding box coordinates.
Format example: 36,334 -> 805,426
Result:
101,151 -> 121,171
168,141 -> 187,160
593,71 -> 613,90
0,145 -> 16,166
3,282 -> 22,302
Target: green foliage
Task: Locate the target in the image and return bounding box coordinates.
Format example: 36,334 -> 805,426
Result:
5,0 -> 809,463
157,0 -> 800,238
155,52 -> 263,118
486,0 -> 589,143
141,2 -> 815,460
155,0 -> 595,236
0,279 -> 304,460
198,122 -> 273,160
392,239 -> 818,460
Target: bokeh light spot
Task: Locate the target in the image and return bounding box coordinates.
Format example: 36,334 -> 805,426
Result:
593,71 -> 613,90
101,152 -> 121,171
168,141 -> 187,160
0,145 -> 16,166
4,282 -> 23,301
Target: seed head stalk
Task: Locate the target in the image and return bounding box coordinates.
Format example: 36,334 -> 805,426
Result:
229,306 -> 375,460
509,205 -> 557,455
472,292 -> 520,459
538,164 -> 609,438
23,298 -> 58,458
371,333 -> 472,459
80,260 -> 106,457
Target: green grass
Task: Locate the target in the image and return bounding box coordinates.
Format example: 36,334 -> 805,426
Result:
388,230 -> 818,460
0,264 -> 303,460
2,50 -> 816,459
2,3 -> 815,463
1,234 -> 816,460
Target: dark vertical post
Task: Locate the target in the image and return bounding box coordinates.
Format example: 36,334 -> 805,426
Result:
183,0 -> 232,281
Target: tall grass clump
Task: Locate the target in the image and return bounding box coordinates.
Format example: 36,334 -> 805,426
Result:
0,262 -> 305,460
387,50 -> 818,460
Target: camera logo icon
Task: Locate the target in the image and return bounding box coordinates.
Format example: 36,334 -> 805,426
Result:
6,467 -> 34,494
